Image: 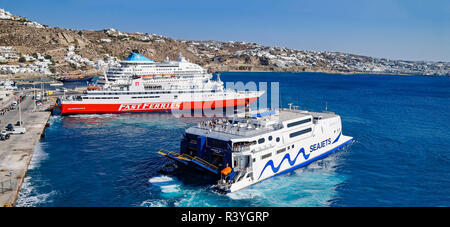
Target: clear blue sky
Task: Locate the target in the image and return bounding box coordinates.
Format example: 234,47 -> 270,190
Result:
1,0 -> 449,62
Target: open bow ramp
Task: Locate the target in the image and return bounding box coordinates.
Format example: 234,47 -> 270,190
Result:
158,149 -> 219,174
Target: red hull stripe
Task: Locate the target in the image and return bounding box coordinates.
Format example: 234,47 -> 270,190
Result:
60,97 -> 258,114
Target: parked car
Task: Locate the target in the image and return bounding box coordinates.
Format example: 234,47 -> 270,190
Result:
11,127 -> 26,134
1,130 -> 10,140
6,124 -> 13,131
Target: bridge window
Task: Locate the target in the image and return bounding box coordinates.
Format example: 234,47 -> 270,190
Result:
276,148 -> 286,154
131,96 -> 160,99
289,128 -> 312,138
287,118 -> 312,128
261,153 -> 272,160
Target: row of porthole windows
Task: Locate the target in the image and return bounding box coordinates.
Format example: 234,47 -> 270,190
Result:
258,135 -> 281,144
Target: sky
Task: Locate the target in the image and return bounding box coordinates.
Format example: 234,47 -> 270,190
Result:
1,0 -> 449,62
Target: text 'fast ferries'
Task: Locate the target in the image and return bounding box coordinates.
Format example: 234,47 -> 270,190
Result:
118,102 -> 181,111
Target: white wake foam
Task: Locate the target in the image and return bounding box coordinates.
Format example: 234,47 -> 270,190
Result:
66,114 -> 115,118
149,175 -> 174,183
140,199 -> 168,207
160,184 -> 180,193
15,176 -> 56,207
149,175 -> 182,198
28,142 -> 48,170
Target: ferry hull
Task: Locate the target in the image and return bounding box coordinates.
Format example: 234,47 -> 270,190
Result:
60,97 -> 259,114
221,135 -> 353,193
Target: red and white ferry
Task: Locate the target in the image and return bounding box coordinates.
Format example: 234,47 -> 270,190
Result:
58,53 -> 263,115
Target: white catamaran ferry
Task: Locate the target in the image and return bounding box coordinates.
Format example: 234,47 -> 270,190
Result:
158,107 -> 353,193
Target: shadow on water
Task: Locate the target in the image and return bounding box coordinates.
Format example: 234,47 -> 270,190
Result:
158,163 -> 218,187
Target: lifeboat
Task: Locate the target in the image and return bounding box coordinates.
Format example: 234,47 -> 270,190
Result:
221,167 -> 232,176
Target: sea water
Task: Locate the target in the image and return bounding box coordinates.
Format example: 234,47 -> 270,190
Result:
16,72 -> 450,206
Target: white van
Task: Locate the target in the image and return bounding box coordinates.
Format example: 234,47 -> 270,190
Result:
11,127 -> 26,134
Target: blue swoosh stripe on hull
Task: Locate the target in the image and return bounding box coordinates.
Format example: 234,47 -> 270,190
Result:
258,132 -> 343,180
257,148 -> 309,180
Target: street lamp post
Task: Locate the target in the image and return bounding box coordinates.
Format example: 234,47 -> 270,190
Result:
9,170 -> 13,190
18,95 -> 21,127
33,83 -> 36,112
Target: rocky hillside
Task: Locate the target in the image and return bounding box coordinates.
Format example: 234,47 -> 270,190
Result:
0,8 -> 448,76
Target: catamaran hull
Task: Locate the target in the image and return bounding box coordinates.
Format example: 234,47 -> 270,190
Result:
219,135 -> 353,194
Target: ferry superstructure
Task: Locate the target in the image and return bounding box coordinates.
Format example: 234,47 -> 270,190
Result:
99,52 -> 207,83
158,108 -> 353,193
58,52 -> 263,114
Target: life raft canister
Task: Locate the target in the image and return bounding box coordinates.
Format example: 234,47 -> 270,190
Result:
221,167 -> 232,176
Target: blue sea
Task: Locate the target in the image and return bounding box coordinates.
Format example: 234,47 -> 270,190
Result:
16,72 -> 450,207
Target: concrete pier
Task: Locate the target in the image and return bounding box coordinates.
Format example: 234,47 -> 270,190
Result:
0,89 -> 52,206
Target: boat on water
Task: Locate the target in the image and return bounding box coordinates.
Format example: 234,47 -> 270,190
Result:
50,81 -> 64,86
57,75 -> 94,82
58,52 -> 263,114
158,107 -> 353,193
0,79 -> 18,90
